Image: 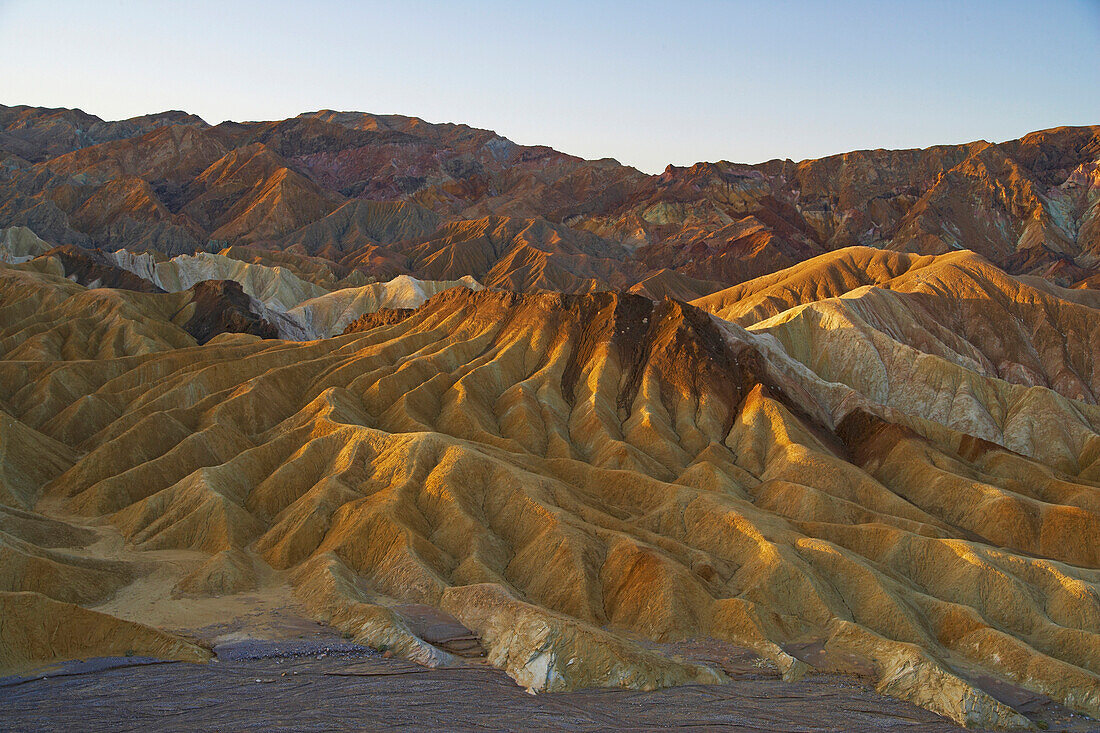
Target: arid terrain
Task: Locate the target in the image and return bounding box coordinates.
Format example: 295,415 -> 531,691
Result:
1,105 -> 1099,731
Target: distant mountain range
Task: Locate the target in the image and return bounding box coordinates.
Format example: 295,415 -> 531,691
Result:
3,104 -> 1097,295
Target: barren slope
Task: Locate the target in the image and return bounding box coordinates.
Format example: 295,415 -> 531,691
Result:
1,255 -> 1098,727
4,104 -> 1096,291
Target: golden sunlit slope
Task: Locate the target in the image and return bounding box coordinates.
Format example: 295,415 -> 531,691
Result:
0,261 -> 197,359
0,592 -> 210,672
694,246 -> 1100,405
0,258 -> 283,356
692,246 -> 934,322
626,268 -> 728,302
1,272 -> 1099,727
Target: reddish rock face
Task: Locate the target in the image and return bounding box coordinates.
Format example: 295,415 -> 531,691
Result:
2,103 -> 1098,290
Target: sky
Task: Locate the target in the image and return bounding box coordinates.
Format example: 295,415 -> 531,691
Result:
1,0 -> 1098,173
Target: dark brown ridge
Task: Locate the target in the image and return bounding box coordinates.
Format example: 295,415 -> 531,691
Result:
183,279 -> 278,344
45,245 -> 165,293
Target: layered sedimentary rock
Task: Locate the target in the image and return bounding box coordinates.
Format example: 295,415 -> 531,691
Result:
23,248 -> 482,341
181,279 -> 278,344
1,247 -> 1098,728
104,250 -> 329,310
42,244 -> 166,292
2,103 -> 1096,291
0,592 -> 210,671
3,101 -> 1100,728
284,274 -> 483,339
0,227 -> 50,264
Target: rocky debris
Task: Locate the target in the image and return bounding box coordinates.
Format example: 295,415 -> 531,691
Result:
391,604 -> 485,658
2,639 -> 991,732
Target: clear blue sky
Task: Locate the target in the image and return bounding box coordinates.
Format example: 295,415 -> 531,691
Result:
1,0 -> 1097,173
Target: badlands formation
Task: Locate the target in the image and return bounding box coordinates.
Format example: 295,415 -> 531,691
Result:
0,105 -> 1099,730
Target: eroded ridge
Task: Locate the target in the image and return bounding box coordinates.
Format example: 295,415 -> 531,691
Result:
1,265 -> 1098,729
